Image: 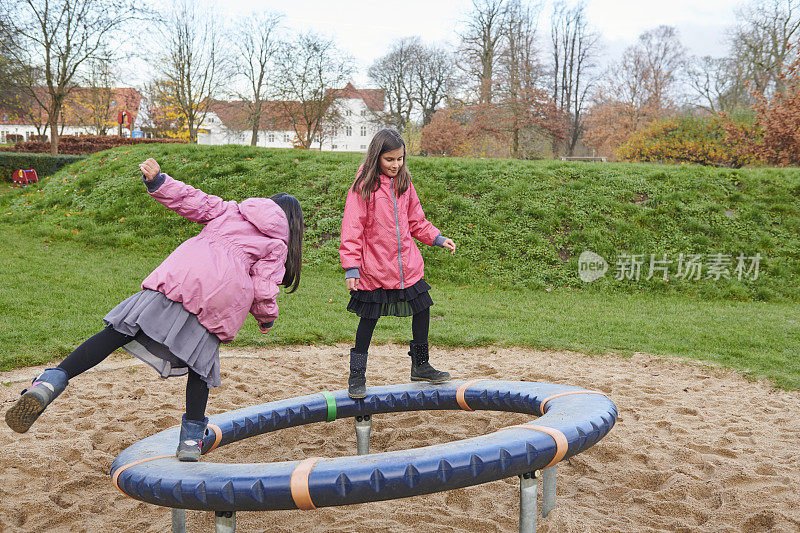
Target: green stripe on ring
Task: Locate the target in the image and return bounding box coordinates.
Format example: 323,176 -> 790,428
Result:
320,391 -> 337,421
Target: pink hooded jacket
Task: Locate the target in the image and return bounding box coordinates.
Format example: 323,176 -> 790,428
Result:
141,173 -> 289,342
340,173 -> 441,291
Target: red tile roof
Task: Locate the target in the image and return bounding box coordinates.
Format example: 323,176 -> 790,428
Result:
327,82 -> 385,111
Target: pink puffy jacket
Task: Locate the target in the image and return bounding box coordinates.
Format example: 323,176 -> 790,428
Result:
340,174 -> 441,291
141,173 -> 289,342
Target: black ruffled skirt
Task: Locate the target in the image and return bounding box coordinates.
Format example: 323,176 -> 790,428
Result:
347,278 -> 433,319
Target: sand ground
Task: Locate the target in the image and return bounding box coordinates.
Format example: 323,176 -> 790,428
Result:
1,344 -> 799,532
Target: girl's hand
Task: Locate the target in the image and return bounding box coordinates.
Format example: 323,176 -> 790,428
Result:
139,158 -> 161,180
259,324 -> 272,334
443,238 -> 456,254
346,277 -> 359,291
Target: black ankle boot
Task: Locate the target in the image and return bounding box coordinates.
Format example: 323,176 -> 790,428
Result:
409,342 -> 451,383
348,349 -> 368,399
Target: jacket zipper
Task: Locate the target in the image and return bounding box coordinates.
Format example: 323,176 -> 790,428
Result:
390,177 -> 405,289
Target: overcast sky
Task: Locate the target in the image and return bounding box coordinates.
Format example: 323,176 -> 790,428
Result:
215,0 -> 742,85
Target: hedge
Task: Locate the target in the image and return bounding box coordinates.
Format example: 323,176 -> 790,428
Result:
0,135 -> 188,155
0,151 -> 86,182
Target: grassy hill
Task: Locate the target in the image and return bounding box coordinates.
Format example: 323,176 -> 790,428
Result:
2,143 -> 799,301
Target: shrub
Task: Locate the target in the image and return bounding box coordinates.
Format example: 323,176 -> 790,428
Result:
0,151 -> 85,181
6,134 -> 23,144
0,135 -> 188,155
616,115 -> 759,167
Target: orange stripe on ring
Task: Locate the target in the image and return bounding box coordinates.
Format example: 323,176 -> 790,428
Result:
501,424 -> 568,468
456,379 -> 486,411
204,423 -> 222,453
538,390 -> 608,415
290,457 -> 323,510
112,455 -> 174,494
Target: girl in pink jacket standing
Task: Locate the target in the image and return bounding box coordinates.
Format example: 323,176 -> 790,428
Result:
6,158 -> 303,462
340,128 -> 456,399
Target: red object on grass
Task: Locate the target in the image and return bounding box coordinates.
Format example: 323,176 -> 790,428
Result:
12,169 -> 38,186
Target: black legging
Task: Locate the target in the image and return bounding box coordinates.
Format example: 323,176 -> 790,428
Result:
354,307 -> 430,353
56,326 -> 209,421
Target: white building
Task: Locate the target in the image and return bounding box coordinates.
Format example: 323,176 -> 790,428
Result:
197,83 -> 386,152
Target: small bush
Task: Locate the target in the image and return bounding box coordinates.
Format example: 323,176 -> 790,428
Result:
616,115 -> 759,168
6,134 -> 23,144
0,135 -> 189,155
0,151 -> 85,181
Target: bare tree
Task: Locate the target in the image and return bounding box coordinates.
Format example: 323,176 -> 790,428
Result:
0,0 -> 140,154
272,31 -> 354,149
497,0 -> 545,156
637,25 -> 686,109
229,10 -> 282,146
458,0 -> 507,104
687,55 -> 750,113
550,0 -> 601,155
729,0 -> 800,95
368,37 -> 420,131
71,54 -> 116,135
156,0 -> 224,143
410,43 -> 460,126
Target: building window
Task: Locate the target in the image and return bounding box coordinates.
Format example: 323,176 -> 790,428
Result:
345,110 -> 353,116
346,126 -> 352,136
268,133 -> 275,142
2,114 -> 7,121
284,133 -> 290,142
331,144 -> 338,149
360,144 -> 366,149
360,126 -> 367,136
360,110 -> 366,116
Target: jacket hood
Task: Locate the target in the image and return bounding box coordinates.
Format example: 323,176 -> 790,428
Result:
238,198 -> 290,243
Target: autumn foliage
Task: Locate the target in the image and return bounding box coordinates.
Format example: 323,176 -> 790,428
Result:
749,59 -> 800,165
421,97 -> 566,159
616,116 -> 757,168
1,135 -> 187,155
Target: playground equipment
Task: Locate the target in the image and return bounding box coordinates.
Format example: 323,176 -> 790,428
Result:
110,380 -> 616,532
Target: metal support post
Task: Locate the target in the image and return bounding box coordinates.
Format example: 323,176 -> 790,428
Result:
355,414 -> 372,455
214,511 -> 236,533
542,466 -> 556,517
519,470 -> 539,533
171,508 -> 186,533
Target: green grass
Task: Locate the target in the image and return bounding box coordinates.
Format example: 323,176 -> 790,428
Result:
1,144 -> 798,301
0,146 -> 798,389
1,223 -> 798,389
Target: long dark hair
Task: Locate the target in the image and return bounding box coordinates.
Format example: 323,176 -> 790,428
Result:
270,193 -> 303,293
352,128 -> 411,202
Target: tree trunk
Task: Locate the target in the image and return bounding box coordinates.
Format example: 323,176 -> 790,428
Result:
512,126 -> 520,159
250,125 -> 258,146
48,114 -> 59,156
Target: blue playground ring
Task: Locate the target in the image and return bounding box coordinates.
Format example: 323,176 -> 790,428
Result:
110,380 -> 617,511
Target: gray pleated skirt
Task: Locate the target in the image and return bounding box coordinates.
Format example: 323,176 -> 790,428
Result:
104,289 -> 221,388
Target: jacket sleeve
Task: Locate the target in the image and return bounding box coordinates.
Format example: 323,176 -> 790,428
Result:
339,186 -> 367,270
249,243 -> 287,325
146,173 -> 227,224
407,182 -> 440,246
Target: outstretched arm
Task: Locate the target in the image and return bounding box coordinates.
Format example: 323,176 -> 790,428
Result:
138,158 -> 227,224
